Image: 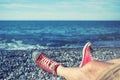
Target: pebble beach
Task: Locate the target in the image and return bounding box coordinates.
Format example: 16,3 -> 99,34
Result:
0,47 -> 120,80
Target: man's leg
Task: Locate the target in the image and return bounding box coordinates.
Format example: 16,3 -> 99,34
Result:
57,65 -> 88,80
57,60 -> 113,80
106,58 -> 120,64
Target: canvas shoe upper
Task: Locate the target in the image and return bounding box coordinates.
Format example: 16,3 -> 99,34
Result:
80,42 -> 93,67
32,51 -> 60,75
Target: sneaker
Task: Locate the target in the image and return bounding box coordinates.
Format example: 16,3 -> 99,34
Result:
80,42 -> 93,67
32,51 -> 60,75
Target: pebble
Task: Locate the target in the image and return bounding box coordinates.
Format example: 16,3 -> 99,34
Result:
0,47 -> 120,80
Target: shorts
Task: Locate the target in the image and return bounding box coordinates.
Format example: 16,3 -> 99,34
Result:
96,64 -> 120,80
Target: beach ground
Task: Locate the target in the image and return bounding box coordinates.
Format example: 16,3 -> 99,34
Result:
0,47 -> 120,80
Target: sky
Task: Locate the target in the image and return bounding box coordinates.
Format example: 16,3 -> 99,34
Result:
0,0 -> 120,20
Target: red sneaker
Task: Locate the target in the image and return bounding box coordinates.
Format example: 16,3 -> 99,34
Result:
80,42 -> 93,67
32,51 -> 60,75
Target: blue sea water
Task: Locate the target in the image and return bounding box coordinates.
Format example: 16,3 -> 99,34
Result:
0,21 -> 120,50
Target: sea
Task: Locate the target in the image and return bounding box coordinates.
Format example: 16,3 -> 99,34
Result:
0,20 -> 120,50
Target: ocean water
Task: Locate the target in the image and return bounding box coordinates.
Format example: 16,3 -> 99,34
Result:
0,21 -> 120,50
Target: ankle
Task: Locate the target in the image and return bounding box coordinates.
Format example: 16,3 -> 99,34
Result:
56,65 -> 65,76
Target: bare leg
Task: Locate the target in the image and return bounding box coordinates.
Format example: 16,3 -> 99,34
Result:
57,60 -> 113,80
57,66 -> 88,80
106,58 -> 120,64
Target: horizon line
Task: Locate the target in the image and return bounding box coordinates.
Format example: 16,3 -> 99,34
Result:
0,20 -> 120,21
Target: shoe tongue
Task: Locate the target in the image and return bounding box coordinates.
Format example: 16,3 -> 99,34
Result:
32,51 -> 42,62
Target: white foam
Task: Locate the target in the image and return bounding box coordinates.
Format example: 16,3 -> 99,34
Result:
0,39 -> 48,50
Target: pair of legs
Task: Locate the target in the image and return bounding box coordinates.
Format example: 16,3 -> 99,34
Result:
32,42 -> 120,80
57,59 -> 120,80
56,42 -> 120,80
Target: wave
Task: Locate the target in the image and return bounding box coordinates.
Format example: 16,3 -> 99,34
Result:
0,38 -> 83,50
0,39 -> 48,50
0,33 -> 120,50
0,38 -> 120,50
